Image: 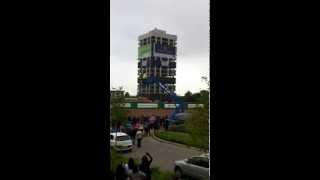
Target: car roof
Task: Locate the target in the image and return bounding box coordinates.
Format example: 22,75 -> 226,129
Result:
202,153 -> 210,158
192,153 -> 209,159
110,132 -> 129,136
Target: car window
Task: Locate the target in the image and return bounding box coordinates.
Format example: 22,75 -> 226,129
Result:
188,157 -> 209,168
116,136 -> 130,141
199,157 -> 209,168
187,157 -> 201,166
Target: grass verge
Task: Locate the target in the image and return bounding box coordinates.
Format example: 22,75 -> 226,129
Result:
151,167 -> 175,180
110,148 -> 130,172
155,130 -> 208,150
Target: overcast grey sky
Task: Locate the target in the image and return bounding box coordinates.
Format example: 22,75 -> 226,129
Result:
110,0 -> 209,96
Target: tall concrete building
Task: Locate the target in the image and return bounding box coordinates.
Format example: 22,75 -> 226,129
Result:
137,28 -> 177,101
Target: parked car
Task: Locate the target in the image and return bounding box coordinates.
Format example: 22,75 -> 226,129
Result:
110,132 -> 133,152
168,113 -> 192,125
174,153 -> 209,180
167,113 -> 192,132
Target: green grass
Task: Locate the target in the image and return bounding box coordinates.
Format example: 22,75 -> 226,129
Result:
155,130 -> 209,150
110,149 -> 175,180
151,167 -> 175,180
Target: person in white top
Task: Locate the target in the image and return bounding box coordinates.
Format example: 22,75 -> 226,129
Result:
124,158 -> 135,177
136,130 -> 143,148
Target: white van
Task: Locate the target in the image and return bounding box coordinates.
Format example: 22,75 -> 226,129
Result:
110,132 -> 133,152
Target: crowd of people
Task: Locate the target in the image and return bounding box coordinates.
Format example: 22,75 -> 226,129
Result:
112,153 -> 153,180
110,116 -> 171,179
128,115 -> 170,133
128,115 -> 170,147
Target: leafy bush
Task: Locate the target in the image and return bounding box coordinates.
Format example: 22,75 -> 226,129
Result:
168,124 -> 186,132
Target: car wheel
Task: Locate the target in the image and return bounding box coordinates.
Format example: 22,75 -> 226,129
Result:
174,167 -> 183,180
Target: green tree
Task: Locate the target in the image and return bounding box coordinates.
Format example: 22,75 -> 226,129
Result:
185,91 -> 192,97
201,76 -> 210,89
191,93 -> 201,102
110,87 -> 128,145
185,77 -> 210,150
184,91 -> 193,102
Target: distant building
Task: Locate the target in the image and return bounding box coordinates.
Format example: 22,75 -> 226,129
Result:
110,90 -> 124,97
137,28 -> 177,101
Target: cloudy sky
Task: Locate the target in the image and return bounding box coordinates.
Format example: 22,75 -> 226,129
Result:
110,0 -> 209,96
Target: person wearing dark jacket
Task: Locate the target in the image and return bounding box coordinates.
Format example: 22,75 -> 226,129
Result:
160,117 -> 164,129
154,119 -> 160,134
129,165 -> 146,180
115,162 -> 127,180
130,129 -> 136,145
164,119 -> 169,131
124,158 -> 135,177
139,153 -> 153,180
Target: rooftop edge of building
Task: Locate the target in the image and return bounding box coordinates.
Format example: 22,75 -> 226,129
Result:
138,28 -> 177,40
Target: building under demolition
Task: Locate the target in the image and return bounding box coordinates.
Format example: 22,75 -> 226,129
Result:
137,28 -> 177,101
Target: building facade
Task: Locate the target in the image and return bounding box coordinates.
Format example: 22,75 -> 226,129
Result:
137,28 -> 177,101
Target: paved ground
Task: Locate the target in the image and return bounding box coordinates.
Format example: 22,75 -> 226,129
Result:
121,136 -> 203,172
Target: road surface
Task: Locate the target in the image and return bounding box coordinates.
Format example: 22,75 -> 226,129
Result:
121,136 -> 203,172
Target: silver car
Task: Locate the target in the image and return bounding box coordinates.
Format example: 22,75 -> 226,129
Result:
174,153 -> 209,180
110,132 -> 133,152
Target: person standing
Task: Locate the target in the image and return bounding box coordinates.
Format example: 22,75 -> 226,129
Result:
165,119 -> 169,131
130,128 -> 136,145
144,120 -> 150,137
136,130 -> 143,148
128,165 -> 146,180
147,122 -> 151,136
149,115 -> 156,136
142,116 -> 145,125
116,122 -> 120,132
139,153 -> 153,180
160,117 -> 163,129
124,158 -> 135,177
132,117 -> 136,125
138,123 -> 144,135
115,162 -> 127,180
162,116 -> 166,129
154,118 -> 159,134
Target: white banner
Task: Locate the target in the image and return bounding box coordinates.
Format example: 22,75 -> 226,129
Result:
137,103 -> 158,108
188,104 -> 204,108
164,104 -> 179,108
